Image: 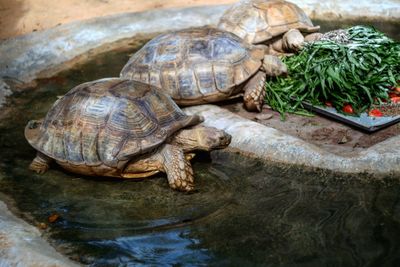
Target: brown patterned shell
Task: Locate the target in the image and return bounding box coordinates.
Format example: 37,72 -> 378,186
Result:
25,78 -> 199,168
218,0 -> 320,44
120,27 -> 264,105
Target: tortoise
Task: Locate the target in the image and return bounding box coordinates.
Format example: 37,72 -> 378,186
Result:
120,27 -> 287,112
217,0 -> 322,55
25,78 -> 231,192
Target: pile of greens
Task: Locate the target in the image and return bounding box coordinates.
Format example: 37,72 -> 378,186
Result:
265,26 -> 400,119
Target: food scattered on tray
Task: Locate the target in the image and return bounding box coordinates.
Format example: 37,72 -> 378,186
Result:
369,85 -> 400,117
265,26 -> 400,121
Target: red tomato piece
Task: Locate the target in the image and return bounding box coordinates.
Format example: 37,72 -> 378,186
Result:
390,96 -> 400,103
368,109 -> 383,117
342,104 -> 354,114
325,101 -> 333,107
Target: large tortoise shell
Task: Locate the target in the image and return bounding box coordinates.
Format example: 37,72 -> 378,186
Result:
120,27 -> 264,105
25,78 -> 198,168
218,0 -> 320,44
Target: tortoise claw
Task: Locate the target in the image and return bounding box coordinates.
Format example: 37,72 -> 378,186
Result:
29,159 -> 49,174
29,152 -> 51,174
243,71 -> 266,112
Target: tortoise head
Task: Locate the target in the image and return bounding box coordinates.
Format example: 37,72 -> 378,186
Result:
170,125 -> 231,152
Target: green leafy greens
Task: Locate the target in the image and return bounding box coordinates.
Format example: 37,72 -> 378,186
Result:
265,26 -> 400,119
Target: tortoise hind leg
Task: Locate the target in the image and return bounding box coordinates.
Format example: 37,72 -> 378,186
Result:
29,152 -> 52,174
160,144 -> 194,192
243,71 -> 266,112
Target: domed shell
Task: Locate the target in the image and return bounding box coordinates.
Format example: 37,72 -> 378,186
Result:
218,0 -> 320,44
25,78 -> 199,168
120,27 -> 264,105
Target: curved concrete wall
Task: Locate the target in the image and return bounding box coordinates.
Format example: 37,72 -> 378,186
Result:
292,0 -> 400,20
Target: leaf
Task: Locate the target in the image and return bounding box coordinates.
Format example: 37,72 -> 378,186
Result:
360,85 -> 373,103
368,52 -> 382,64
388,69 -> 397,84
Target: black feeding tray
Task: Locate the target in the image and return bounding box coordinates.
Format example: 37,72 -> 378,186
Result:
301,101 -> 400,132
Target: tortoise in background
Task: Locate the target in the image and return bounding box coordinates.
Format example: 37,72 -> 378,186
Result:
25,78 -> 231,192
120,27 -> 287,112
218,0 -> 321,55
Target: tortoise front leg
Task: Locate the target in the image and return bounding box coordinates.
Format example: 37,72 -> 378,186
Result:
160,144 -> 194,192
29,152 -> 53,174
282,29 -> 305,52
262,55 -> 288,77
243,71 -> 266,112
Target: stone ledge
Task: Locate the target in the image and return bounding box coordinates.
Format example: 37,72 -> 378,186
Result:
184,105 -> 400,176
0,200 -> 80,267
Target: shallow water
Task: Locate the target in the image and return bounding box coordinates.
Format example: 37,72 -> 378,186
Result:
0,21 -> 400,266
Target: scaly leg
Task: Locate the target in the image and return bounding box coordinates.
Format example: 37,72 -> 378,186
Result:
243,71 -> 266,112
282,29 -> 305,52
262,55 -> 288,77
29,152 -> 52,174
160,144 -> 194,192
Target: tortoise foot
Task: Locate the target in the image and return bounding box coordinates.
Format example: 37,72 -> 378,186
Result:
29,153 -> 52,174
243,71 -> 266,112
162,145 -> 195,192
168,157 -> 194,192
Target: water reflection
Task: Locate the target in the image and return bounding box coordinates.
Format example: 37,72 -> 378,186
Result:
87,230 -> 212,266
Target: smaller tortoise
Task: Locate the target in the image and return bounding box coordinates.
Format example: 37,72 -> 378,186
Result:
218,0 -> 321,55
120,27 -> 287,112
25,78 -> 231,192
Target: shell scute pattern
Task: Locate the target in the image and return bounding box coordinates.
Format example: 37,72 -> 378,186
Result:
188,39 -> 212,61
142,44 -> 157,64
143,89 -> 188,132
156,39 -> 182,63
194,64 -> 217,96
120,27 -> 262,103
160,66 -> 178,97
28,79 -> 193,168
213,64 -> 233,92
177,69 -> 198,98
81,130 -> 100,166
211,37 -> 246,63
218,0 -> 319,44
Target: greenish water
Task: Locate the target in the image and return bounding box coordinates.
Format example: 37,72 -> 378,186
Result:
0,21 -> 400,266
